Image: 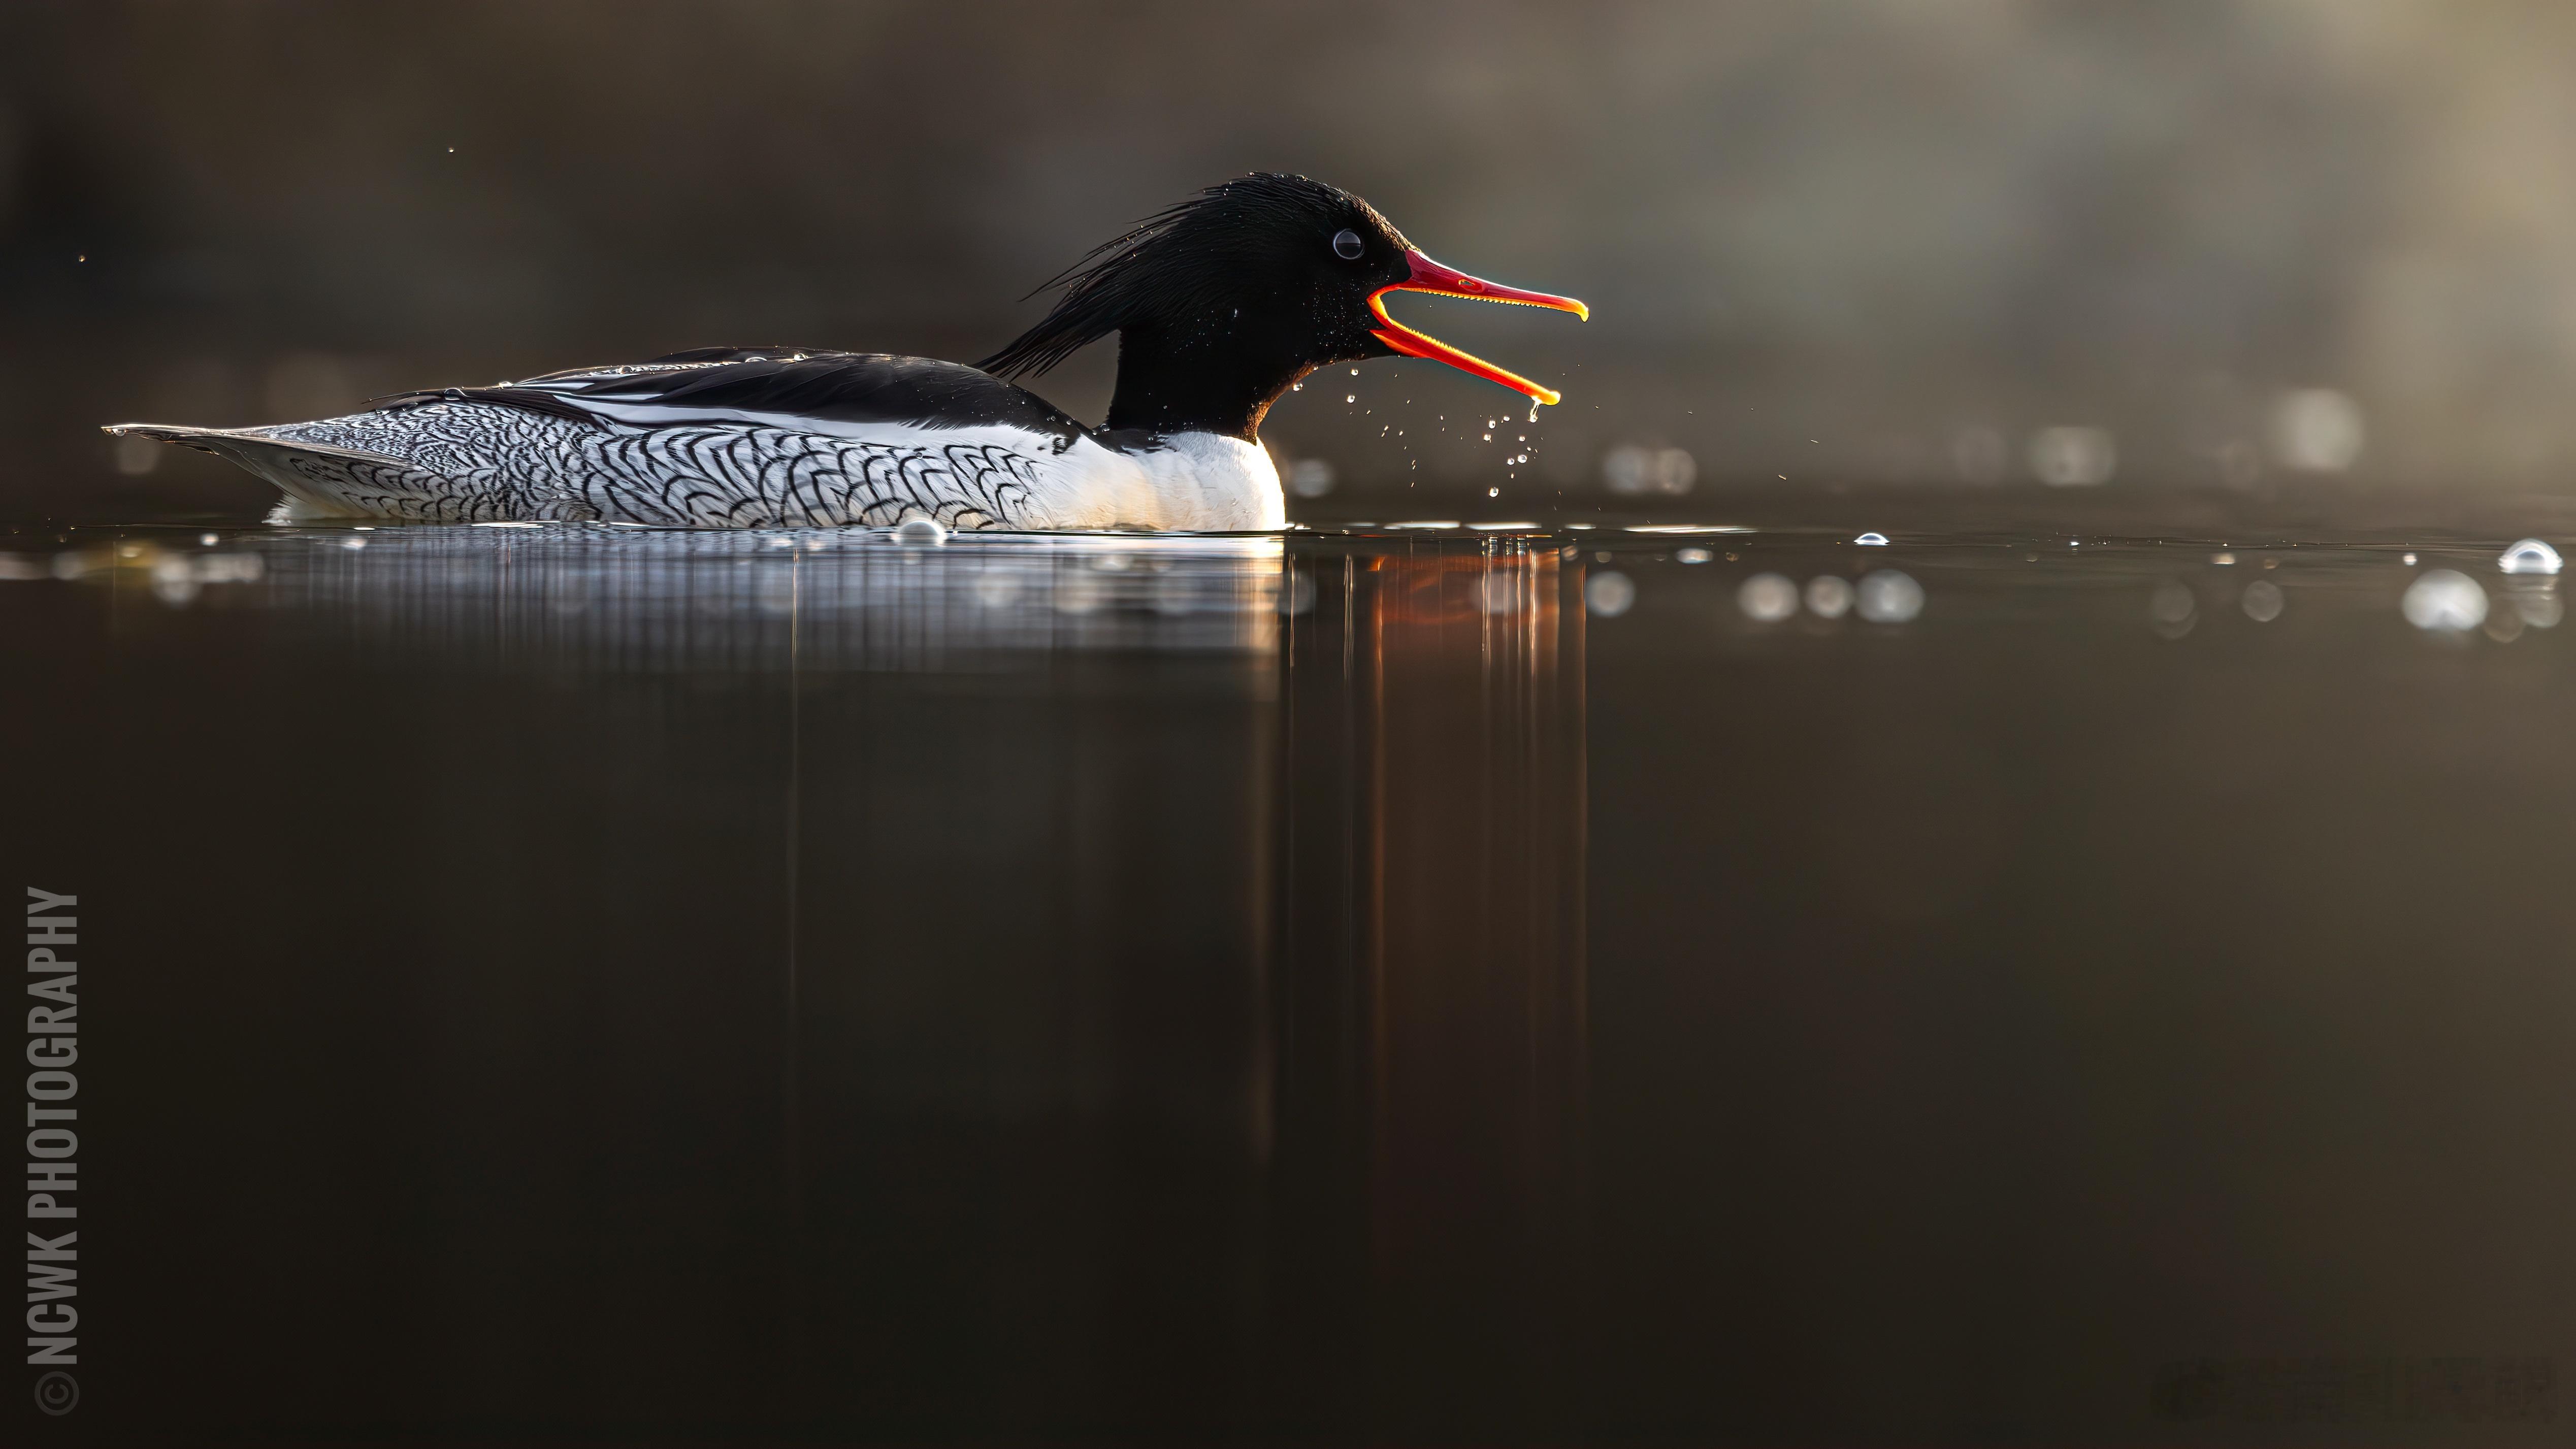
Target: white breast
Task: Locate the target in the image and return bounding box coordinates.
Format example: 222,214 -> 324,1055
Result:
1029,432 -> 1285,532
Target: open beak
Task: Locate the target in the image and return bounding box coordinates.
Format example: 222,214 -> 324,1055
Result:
1368,248 -> 1589,406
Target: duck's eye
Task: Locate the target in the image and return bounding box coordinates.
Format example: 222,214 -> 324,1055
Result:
1332,228 -> 1364,260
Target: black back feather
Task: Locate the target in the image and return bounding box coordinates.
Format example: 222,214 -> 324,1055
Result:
377,351 -> 1087,443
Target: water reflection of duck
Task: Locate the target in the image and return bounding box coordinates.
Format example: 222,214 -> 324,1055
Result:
107,174 -> 1584,531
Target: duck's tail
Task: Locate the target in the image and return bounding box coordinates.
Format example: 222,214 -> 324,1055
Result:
103,422 -> 392,518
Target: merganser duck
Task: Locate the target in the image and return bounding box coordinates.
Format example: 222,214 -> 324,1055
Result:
107,173 -> 1586,531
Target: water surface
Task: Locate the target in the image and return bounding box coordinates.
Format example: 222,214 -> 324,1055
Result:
4,511 -> 2569,1443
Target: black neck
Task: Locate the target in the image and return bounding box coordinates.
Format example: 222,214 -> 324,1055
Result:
1102,324 -> 1316,441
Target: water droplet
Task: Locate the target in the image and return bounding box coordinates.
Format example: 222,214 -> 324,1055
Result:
2211,551 -> 2235,565
1584,570 -> 1635,617
1351,368 -> 1360,375
1487,486 -> 1499,497
1856,570 -> 1924,623
2401,552 -> 2416,565
1676,547 -> 1712,565
1738,573 -> 1799,622
199,533 -> 218,547
1345,394 -> 1356,404
1291,382 -> 1302,391
2498,538 -> 2562,575
2402,570 -> 2486,631
1805,575 -> 1853,618
1854,532 -> 1889,546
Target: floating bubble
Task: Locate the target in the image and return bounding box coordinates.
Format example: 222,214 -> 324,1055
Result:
1585,570 -> 1635,617
892,517 -> 948,547
1805,575 -> 1853,619
1854,532 -> 1888,547
1856,569 -> 1924,623
2241,579 -> 2284,622
2498,538 -> 2562,575
2401,569 -> 2487,631
1738,572 -> 1799,622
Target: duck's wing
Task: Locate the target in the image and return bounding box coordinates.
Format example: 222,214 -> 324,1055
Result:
377,349 -> 1090,450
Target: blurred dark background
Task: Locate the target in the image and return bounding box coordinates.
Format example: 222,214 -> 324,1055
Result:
7,0 -> 2576,520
